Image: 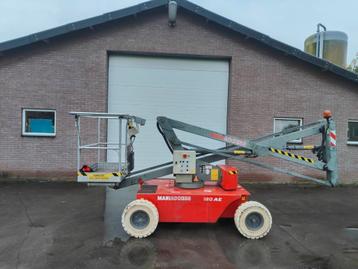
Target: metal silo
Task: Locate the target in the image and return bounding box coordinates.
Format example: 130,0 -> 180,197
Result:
304,24 -> 348,67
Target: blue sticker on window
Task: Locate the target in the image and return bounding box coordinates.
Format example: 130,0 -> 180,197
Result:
28,119 -> 54,133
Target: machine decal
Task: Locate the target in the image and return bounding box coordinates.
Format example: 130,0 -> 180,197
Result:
210,168 -> 219,181
209,132 -> 247,147
329,130 -> 337,147
157,195 -> 191,201
203,197 -> 223,202
88,173 -> 112,180
269,148 -> 315,164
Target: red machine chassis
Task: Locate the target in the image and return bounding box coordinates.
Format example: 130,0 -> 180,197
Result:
137,179 -> 250,223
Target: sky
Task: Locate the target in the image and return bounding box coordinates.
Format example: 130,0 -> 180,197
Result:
0,0 -> 357,64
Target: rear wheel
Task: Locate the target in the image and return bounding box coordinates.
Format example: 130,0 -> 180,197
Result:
122,199 -> 159,238
234,201 -> 272,239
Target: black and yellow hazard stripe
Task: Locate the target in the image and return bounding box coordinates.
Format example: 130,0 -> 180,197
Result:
77,171 -> 122,180
269,148 -> 315,164
78,171 -> 121,176
228,170 -> 238,175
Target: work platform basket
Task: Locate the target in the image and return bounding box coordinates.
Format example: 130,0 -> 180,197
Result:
70,112 -> 145,184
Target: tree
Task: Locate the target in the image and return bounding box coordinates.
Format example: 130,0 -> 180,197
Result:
347,52 -> 358,74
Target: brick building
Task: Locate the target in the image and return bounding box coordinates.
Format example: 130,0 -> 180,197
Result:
0,0 -> 357,183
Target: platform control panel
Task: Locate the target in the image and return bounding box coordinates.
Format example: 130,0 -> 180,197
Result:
173,150 -> 196,175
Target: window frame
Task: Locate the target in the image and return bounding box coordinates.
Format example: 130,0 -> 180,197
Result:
273,117 -> 303,144
347,119 -> 358,145
22,108 -> 57,137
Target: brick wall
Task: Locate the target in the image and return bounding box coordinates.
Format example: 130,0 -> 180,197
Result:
0,9 -> 357,183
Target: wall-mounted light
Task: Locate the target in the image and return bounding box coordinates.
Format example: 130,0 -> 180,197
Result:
168,0 -> 177,27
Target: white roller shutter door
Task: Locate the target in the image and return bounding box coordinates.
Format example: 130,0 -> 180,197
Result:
108,55 -> 229,170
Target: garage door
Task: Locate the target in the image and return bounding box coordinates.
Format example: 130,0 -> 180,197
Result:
107,55 -> 229,170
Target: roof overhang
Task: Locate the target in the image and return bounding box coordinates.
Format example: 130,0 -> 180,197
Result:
0,0 -> 357,84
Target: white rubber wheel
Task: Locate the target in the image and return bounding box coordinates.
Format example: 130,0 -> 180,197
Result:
234,201 -> 272,239
122,199 -> 159,238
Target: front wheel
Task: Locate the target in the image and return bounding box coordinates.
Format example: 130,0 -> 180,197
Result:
122,199 -> 159,238
234,201 -> 272,239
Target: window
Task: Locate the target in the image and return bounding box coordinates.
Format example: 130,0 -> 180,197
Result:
22,109 -> 56,137
274,117 -> 303,143
348,120 -> 358,145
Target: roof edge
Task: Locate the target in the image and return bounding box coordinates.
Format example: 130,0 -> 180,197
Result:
0,0 -> 167,52
177,0 -> 358,84
0,0 -> 357,84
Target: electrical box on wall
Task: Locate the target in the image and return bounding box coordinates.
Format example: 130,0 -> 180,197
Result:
173,150 -> 196,175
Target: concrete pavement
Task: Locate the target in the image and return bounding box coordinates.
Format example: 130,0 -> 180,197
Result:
0,182 -> 357,269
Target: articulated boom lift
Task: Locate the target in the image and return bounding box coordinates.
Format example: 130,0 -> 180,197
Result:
71,110 -> 338,239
